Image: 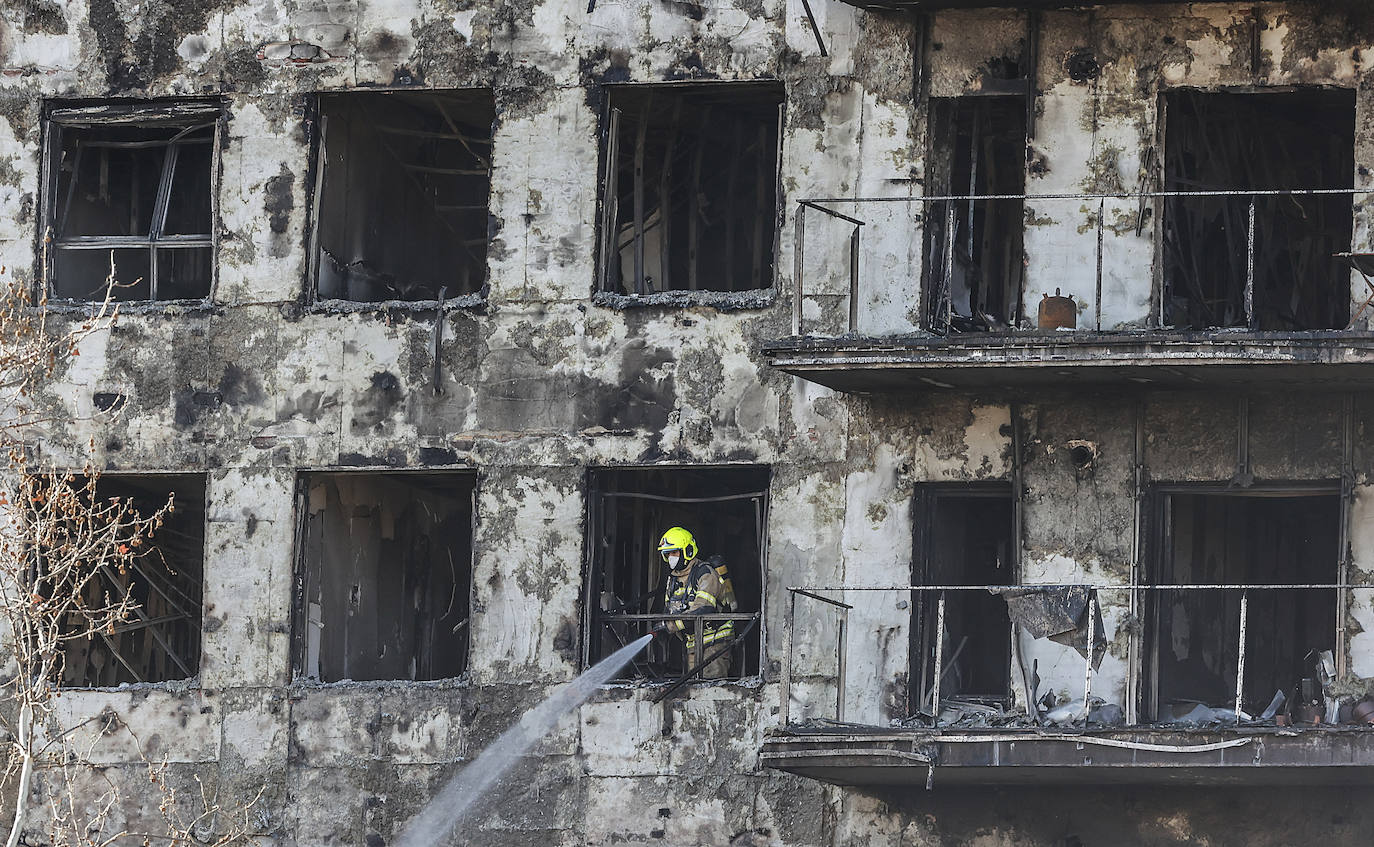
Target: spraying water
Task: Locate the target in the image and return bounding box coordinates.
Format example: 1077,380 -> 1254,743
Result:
393,633 -> 655,847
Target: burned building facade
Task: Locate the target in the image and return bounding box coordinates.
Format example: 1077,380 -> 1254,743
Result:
3,0 -> 1374,844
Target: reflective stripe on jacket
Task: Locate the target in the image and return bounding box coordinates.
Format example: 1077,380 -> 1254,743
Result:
664,559 -> 733,649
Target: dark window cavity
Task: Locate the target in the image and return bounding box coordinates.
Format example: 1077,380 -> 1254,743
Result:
924,96 -> 1027,334
1147,489 -> 1338,721
312,90 -> 495,303
293,472 -> 474,683
911,485 -> 1014,710
44,102 -> 219,302
62,475 -> 205,687
585,466 -> 768,681
599,84 -> 783,295
1162,90 -> 1354,330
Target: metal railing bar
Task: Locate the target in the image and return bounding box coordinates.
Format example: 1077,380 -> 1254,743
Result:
598,491 -> 767,503
602,613 -> 757,621
792,589 -> 854,609
848,226 -> 860,333
836,608 -> 847,722
1082,591 -> 1096,721
798,187 -> 1370,205
781,589 -> 795,726
787,583 -> 1351,592
1235,590 -> 1249,722
931,591 -> 945,727
1245,198 -> 1257,329
798,200 -> 866,226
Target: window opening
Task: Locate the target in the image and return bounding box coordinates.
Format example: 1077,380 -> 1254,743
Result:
599,84 -> 783,295
911,486 -> 1013,711
924,96 -> 1026,334
1161,90 -> 1353,330
293,472 -> 473,682
313,90 -> 494,302
1147,490 -> 1338,721
586,466 -> 767,681
60,475 -> 205,687
46,104 -> 218,302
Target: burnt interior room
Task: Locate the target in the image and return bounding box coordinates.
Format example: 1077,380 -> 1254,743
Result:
49,118 -> 215,301
586,466 -> 768,680
923,95 -> 1026,334
911,487 -> 1013,710
1161,89 -> 1354,330
1148,491 -> 1338,721
294,473 -> 473,683
600,83 -> 782,295
313,90 -> 495,302
61,475 -> 205,687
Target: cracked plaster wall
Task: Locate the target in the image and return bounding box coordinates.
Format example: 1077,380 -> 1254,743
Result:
0,1 -> 1373,845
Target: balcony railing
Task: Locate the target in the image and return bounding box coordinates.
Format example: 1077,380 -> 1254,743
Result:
779,582 -> 1357,729
791,187 -> 1366,337
599,611 -> 760,682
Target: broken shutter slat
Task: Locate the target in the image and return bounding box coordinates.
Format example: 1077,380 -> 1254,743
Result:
600,108 -> 622,293
51,101 -> 223,125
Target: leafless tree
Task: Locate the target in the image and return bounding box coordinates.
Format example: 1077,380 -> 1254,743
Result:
0,265 -> 261,845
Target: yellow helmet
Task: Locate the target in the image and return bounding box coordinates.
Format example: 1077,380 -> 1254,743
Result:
658,526 -> 697,562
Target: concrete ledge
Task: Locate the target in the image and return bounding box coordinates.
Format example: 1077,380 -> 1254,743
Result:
836,0 -> 1201,11
760,727 -> 1374,786
761,331 -> 1374,393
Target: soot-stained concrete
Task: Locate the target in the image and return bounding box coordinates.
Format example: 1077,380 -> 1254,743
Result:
3,1 -> 1374,844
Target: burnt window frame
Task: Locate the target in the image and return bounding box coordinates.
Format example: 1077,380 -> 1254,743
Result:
582,465 -> 770,683
53,473 -> 208,689
289,469 -> 478,684
921,95 -> 1029,335
1140,481 -> 1344,723
305,88 -> 496,306
39,99 -> 224,303
1153,87 -> 1356,332
594,82 -> 786,301
910,482 -> 1016,712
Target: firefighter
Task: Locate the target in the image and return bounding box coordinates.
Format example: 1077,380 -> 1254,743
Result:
653,526 -> 736,678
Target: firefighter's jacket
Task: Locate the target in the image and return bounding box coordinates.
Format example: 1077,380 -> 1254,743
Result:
664,556 -> 735,652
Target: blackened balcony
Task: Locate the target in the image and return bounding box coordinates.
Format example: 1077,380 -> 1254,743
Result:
769,163 -> 1374,392
764,583 -> 1374,786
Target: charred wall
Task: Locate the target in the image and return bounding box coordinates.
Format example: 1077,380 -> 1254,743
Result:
0,1 -> 1373,845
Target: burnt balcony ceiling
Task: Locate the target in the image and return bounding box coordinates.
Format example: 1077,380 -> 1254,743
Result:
836,0 -> 1181,9
761,331 -> 1374,393
762,727 -> 1374,786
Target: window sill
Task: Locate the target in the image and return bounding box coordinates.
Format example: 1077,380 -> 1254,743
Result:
58,676 -> 201,694
287,675 -> 470,694
305,293 -> 487,316
593,288 -> 776,312
42,298 -> 218,317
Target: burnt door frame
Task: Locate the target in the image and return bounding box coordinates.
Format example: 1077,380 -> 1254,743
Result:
910,481 -> 1017,714
1141,481 -> 1341,722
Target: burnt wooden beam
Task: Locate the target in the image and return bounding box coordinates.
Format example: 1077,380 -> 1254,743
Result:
633,99 -> 649,295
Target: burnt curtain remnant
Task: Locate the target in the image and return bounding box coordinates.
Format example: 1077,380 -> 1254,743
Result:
61,475 -> 205,687
912,486 -> 1014,708
585,466 -> 767,680
924,96 -> 1027,334
313,91 -> 495,302
1148,491 -> 1338,720
294,473 -> 473,682
599,84 -> 783,295
46,102 -> 218,301
1162,90 -> 1354,330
